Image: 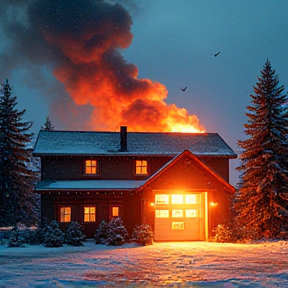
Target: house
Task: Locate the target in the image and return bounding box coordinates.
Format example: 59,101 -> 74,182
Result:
33,126 -> 237,240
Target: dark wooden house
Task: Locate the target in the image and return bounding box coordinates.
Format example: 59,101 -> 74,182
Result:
33,127 -> 237,240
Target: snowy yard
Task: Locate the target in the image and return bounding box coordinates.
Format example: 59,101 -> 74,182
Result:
0,240 -> 288,287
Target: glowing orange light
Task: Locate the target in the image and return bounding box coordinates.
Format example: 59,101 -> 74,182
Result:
210,202 -> 218,207
170,123 -> 205,133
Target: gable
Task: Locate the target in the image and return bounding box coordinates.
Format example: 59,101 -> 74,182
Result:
141,150 -> 235,194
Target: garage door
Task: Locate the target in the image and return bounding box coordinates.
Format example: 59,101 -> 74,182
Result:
154,192 -> 207,241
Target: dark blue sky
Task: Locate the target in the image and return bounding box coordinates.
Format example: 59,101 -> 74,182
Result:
0,0 -> 287,185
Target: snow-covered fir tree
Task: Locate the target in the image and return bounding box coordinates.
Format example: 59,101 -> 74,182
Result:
235,59 -> 288,239
0,80 -> 39,227
41,116 -> 54,131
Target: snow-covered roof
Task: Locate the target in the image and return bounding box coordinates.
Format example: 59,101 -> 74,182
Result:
35,180 -> 146,191
33,130 -> 237,157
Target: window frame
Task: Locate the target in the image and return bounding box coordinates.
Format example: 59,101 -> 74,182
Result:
84,206 -> 96,223
59,206 -> 71,223
135,159 -> 148,175
84,159 -> 100,176
109,202 -> 123,220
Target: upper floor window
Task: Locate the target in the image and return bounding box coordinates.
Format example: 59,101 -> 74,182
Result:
60,206 -> 71,223
85,160 -> 98,175
135,160 -> 147,175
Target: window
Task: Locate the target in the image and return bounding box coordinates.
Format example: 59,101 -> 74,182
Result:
172,209 -> 183,218
135,160 -> 147,175
84,206 -> 96,222
155,194 -> 169,205
112,206 -> 119,217
156,210 -> 169,218
172,222 -> 184,230
109,203 -> 123,219
60,207 -> 71,223
185,194 -> 197,204
171,194 -> 184,204
186,209 -> 197,218
85,160 -> 97,175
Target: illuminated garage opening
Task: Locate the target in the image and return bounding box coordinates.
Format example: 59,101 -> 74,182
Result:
154,191 -> 207,241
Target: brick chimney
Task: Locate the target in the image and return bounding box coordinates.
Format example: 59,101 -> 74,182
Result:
120,126 -> 127,152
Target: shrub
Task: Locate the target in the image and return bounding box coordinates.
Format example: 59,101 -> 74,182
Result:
94,220 -> 108,244
43,220 -> 65,247
132,224 -> 154,245
8,227 -> 25,247
94,218 -> 128,246
65,221 -> 85,246
30,228 -> 45,245
212,224 -> 235,243
105,218 -> 128,246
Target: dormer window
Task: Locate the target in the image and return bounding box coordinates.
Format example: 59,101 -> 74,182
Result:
85,160 -> 98,175
135,160 -> 148,175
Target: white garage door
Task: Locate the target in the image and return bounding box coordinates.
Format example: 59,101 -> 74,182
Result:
154,192 -> 207,241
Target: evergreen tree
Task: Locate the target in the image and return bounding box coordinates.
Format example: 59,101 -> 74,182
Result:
235,60 -> 288,239
0,79 -> 39,226
41,116 -> 54,131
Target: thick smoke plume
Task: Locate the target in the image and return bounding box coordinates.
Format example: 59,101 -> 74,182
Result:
0,0 -> 205,132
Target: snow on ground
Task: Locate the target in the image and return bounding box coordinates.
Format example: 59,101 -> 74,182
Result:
0,240 -> 288,287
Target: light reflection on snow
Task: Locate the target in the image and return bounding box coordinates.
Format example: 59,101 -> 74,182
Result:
0,241 -> 288,287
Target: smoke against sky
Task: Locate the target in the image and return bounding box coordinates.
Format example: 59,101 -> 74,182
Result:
0,0 -> 204,132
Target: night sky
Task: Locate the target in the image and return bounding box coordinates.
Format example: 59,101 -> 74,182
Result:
0,0 -> 287,185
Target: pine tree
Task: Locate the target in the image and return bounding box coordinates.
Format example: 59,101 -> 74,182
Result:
0,79 -> 39,227
41,116 -> 54,131
235,60 -> 288,239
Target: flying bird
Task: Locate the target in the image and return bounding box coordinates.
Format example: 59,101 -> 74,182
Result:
180,87 -> 187,92
214,51 -> 220,57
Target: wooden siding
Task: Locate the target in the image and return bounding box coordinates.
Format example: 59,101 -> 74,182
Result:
40,155 -> 230,181
41,156 -> 172,181
199,157 -> 230,182
41,192 -> 142,238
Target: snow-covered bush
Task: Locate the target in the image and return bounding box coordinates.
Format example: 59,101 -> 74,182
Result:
7,227 -> 25,247
43,220 -> 65,247
65,221 -> 85,246
28,228 -> 45,245
94,220 -> 108,244
106,218 -> 128,246
17,226 -> 44,245
94,218 -> 128,246
132,224 -> 154,245
212,224 -> 239,243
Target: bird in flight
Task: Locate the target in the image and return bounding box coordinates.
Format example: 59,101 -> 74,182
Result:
214,51 -> 220,57
180,86 -> 187,92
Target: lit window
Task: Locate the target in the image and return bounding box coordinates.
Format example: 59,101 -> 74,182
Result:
85,160 -> 97,174
186,209 -> 197,217
60,207 -> 71,223
185,194 -> 197,204
135,160 -> 147,175
84,206 -> 96,222
172,210 -> 183,218
156,210 -> 169,218
171,194 -> 184,204
155,194 -> 169,204
112,206 -> 119,217
172,222 -> 184,230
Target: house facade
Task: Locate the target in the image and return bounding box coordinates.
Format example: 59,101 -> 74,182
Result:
33,127 -> 237,240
